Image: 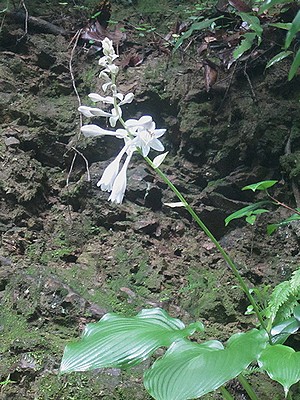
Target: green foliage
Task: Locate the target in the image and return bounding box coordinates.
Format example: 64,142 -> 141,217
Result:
266,268 -> 300,325
267,212 -> 300,235
266,51 -> 293,69
242,180 -> 278,192
258,344 -> 300,396
285,10 -> 300,49
60,302 -> 300,398
259,0 -> 292,13
225,180 -> 300,235
61,308 -> 271,399
144,330 -> 267,400
173,17 -> 222,51
263,9 -> 300,79
224,201 -> 270,226
288,48 -> 300,81
233,13 -> 263,60
233,33 -> 257,60
60,308 -> 204,373
245,285 -> 271,316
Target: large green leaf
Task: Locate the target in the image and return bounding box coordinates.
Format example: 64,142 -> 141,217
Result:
60,308 -> 204,373
238,13 -> 263,44
288,48 -> 300,81
144,329 -> 268,400
242,180 -> 278,191
271,317 -> 300,344
266,51 -> 293,69
224,201 -> 270,226
285,10 -> 300,49
259,344 -> 300,396
233,32 -> 256,60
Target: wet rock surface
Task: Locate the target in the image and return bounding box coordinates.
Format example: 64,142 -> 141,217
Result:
0,1 -> 300,399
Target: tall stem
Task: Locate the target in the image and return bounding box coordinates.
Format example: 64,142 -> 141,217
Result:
220,386 -> 235,400
145,157 -> 269,335
238,374 -> 259,400
118,103 -> 268,336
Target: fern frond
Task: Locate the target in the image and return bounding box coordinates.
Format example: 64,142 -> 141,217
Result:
290,268 -> 300,294
266,266 -> 300,324
266,281 -> 293,322
274,297 -> 299,325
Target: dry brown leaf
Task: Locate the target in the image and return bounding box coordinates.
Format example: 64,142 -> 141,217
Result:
204,61 -> 218,92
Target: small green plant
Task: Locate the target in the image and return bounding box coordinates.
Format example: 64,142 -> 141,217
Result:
172,0 -> 300,80
225,180 -> 300,234
0,375 -> 16,388
173,16 -> 222,51
59,39 -> 300,400
266,9 -> 300,80
233,12 -> 263,60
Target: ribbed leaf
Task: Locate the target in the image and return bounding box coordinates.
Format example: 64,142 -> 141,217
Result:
233,32 -> 256,60
271,317 -> 300,344
144,329 -> 268,400
242,180 -> 278,191
259,344 -> 300,397
224,201 -> 270,226
288,48 -> 300,81
238,13 -> 263,44
266,51 -> 293,69
60,308 -> 204,373
285,10 -> 300,49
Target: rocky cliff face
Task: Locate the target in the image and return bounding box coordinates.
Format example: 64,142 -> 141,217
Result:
0,1 -> 299,399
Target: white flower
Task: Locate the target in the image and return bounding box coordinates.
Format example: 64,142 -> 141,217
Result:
77,37 -> 168,204
108,149 -> 134,204
78,106 -> 111,118
99,38 -> 118,65
124,116 -> 166,157
102,37 -> 117,58
88,93 -> 114,103
97,145 -> 128,191
109,106 -> 122,127
81,124 -> 126,138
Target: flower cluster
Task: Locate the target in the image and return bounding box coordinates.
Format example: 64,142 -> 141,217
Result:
79,37 -> 167,204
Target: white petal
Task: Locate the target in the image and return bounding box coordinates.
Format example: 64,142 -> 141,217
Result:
115,92 -> 124,101
154,129 -> 166,138
141,144 -> 150,157
125,116 -> 152,128
102,38 -> 115,56
98,56 -> 108,67
164,202 -> 185,208
124,118 -> 138,126
97,145 -> 128,191
97,157 -> 120,191
139,115 -> 154,130
99,71 -> 110,80
102,81 -> 112,92
107,64 -> 119,75
88,93 -> 105,102
119,92 -> 134,106
79,106 -> 112,117
102,96 -> 114,103
149,138 -> 164,152
153,152 -> 168,168
108,151 -> 133,204
81,124 -> 117,137
78,106 -> 94,117
115,129 -> 128,139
